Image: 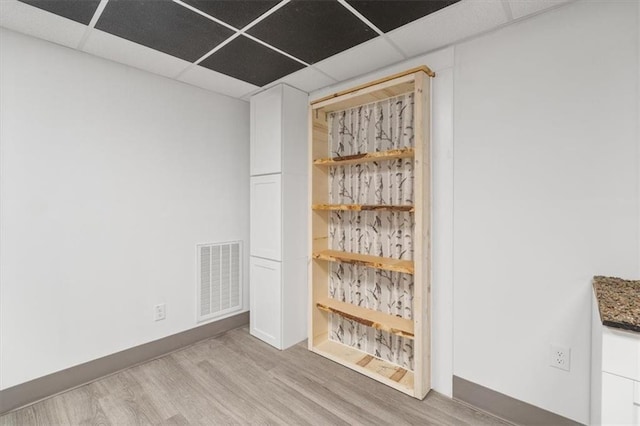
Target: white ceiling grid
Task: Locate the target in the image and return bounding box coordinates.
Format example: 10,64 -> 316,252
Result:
0,0 -> 575,99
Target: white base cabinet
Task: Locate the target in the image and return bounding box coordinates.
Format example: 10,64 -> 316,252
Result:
249,257 -> 282,348
592,295 -> 640,425
601,371 -> 640,425
249,256 -> 308,350
249,83 -> 308,350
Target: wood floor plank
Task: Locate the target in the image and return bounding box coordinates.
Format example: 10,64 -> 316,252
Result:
133,356 -> 240,424
184,341 -> 305,424
0,412 -> 17,426
0,407 -> 34,426
30,396 -> 73,425
168,349 -> 284,424
281,344 -> 481,426
97,369 -> 173,425
161,413 -> 190,425
58,381 -> 110,425
0,328 -> 510,426
214,327 -> 283,372
196,346 -> 348,426
267,362 -> 386,426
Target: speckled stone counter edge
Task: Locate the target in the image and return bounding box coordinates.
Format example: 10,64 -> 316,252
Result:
593,276 -> 640,333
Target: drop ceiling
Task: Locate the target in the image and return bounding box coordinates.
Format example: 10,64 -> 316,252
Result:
0,0 -> 573,99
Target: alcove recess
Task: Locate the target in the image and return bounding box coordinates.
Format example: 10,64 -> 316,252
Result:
308,67 -> 434,399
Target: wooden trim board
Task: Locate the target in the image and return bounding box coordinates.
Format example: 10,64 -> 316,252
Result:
313,148 -> 414,166
311,338 -> 414,395
311,66 -> 435,106
312,249 -> 414,274
316,298 -> 414,339
0,312 -> 249,415
411,66 -> 432,399
312,204 -> 414,212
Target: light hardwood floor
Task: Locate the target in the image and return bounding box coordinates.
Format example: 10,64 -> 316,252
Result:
0,327 -> 509,425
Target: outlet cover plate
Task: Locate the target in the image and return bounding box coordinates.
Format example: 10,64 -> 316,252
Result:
550,345 -> 571,371
154,303 -> 166,321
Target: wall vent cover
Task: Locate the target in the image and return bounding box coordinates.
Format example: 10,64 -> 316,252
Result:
197,241 -> 242,322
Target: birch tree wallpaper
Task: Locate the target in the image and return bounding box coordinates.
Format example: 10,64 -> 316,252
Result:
327,93 -> 416,370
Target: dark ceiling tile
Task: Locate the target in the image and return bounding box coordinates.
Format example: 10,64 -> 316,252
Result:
199,36 -> 305,86
181,0 -> 280,29
95,0 -> 234,62
18,0 -> 101,25
246,0 -> 376,64
346,0 -> 461,33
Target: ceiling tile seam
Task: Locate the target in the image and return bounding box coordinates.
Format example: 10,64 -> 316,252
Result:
382,35 -> 409,60
507,0 -> 577,22
77,0 -> 109,50
173,0 -> 295,81
240,79 -> 308,101
243,33 -> 309,67
307,65 -> 340,84
336,0 -> 383,36
260,65 -> 339,94
500,0 -> 514,21
335,0 -> 408,60
236,0 -> 290,34
174,32 -> 242,79
393,2 -> 551,69
171,0 -> 239,32
175,31 -> 311,81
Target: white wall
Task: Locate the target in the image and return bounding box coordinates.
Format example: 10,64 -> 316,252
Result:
0,29 -> 250,389
453,1 -> 638,423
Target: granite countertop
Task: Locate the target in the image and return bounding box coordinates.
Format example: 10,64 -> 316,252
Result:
593,276 -> 640,333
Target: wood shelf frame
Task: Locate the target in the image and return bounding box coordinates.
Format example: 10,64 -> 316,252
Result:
312,204 -> 414,212
311,337 -> 414,396
313,148 -> 414,167
312,250 -> 414,275
309,66 -> 432,399
316,298 -> 414,339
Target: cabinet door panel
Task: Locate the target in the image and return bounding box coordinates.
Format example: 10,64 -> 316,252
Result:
603,327 -> 640,381
601,372 -> 638,425
250,174 -> 281,260
251,87 -> 282,175
249,257 -> 281,349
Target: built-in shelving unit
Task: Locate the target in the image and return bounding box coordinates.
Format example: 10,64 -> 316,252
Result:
308,66 -> 433,399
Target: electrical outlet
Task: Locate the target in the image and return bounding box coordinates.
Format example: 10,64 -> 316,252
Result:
550,345 -> 571,371
154,303 -> 166,321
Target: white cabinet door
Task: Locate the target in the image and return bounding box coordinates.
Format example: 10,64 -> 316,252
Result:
249,257 -> 282,348
250,86 -> 282,176
250,174 -> 281,260
603,327 -> 640,381
601,372 -> 639,425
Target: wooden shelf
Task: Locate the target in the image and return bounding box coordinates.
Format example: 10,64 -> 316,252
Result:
312,250 -> 414,275
311,338 -> 414,396
312,204 -> 414,212
313,148 -> 414,167
316,298 -> 414,339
